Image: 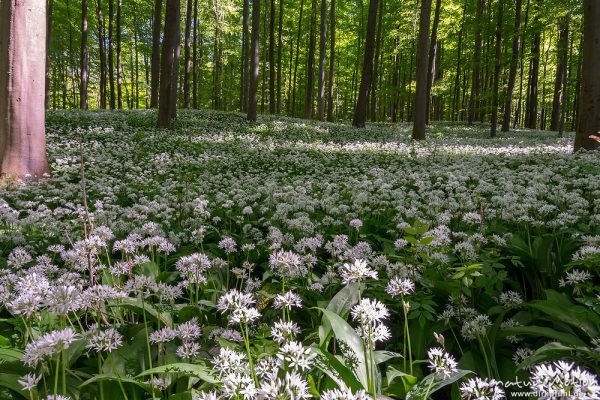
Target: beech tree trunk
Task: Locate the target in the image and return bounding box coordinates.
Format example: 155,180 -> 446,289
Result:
247,0 -> 260,121
268,0 -> 275,113
412,0 -> 432,140
305,0 -> 317,119
352,0 -> 378,128
468,0 -> 484,124
501,0 -> 522,131
277,0 -> 284,113
157,0 -> 180,128
426,0 -> 441,124
116,0 -> 122,109
80,0 -> 88,109
45,0 -> 53,109
241,0 -> 249,111
490,0 -> 503,137
290,0 -> 305,116
326,0 -> 335,122
193,0 -> 199,109
526,29 -> 540,129
316,0 -> 327,121
574,0 -> 600,151
184,0 -> 193,108
96,0 -> 107,108
0,0 -> 50,178
108,0 -> 115,109
370,0 -> 384,122
550,17 -> 569,131
150,0 -> 162,108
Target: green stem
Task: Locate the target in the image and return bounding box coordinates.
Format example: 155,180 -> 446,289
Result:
98,354 -> 105,400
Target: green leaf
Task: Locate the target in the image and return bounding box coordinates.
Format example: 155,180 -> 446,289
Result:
109,297 -> 173,327
135,363 -> 220,384
319,283 -> 360,346
500,326 -> 587,347
374,351 -> 403,365
312,347 -> 364,391
318,307 -> 369,389
406,370 -> 472,400
80,373 -> 153,393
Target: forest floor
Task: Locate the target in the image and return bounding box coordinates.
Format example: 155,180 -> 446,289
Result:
0,109 -> 598,399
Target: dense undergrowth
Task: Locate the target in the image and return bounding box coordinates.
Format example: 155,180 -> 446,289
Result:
0,109 -> 598,399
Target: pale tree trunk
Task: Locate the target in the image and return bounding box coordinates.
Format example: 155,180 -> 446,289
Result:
276,0 -> 284,113
0,0 -> 50,178
150,0 -> 162,108
501,0 -> 522,131
490,0 -> 503,137
80,0 -> 88,109
108,0 -> 115,109
45,0 -> 53,109
468,0 -> 484,125
352,0 -> 378,128
157,0 -> 180,128
247,0 -> 261,121
269,0 -> 275,113
326,0 -> 335,121
96,0 -> 107,108
241,0 -> 249,111
574,0 -> 600,151
412,0 -> 431,140
184,0 -> 192,108
116,0 -> 122,109
316,0 -> 327,121
426,0 -> 441,124
550,16 -> 569,131
304,0 -> 317,119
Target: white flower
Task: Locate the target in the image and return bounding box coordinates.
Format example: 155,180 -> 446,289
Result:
498,290 -> 523,308
461,314 -> 492,341
259,371 -> 311,399
23,328 -> 79,366
213,347 -> 247,377
320,386 -> 370,400
460,377 -> 505,400
86,328 -> 123,353
277,341 -> 316,371
273,291 -> 302,310
339,259 -> 377,284
386,276 -> 415,297
271,319 -> 301,344
351,298 -> 389,325
530,361 -> 600,399
427,347 -> 458,376
223,373 -> 256,400
18,373 -> 41,391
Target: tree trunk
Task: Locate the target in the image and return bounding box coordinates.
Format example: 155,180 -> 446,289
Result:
116,0 -> 122,109
304,0 -> 317,119
526,29 -> 540,129
452,0 -> 467,121
183,0 -> 192,108
290,0 -> 305,116
426,0 -> 441,124
151,0 -> 162,108
352,0 -> 378,128
157,0 -> 180,128
369,0 -> 384,122
247,0 -> 261,121
45,0 -> 54,109
108,0 -> 115,109
412,0 -> 432,140
269,0 -> 276,113
277,0 -> 284,113
468,0 -> 484,124
501,0 -> 522,131
96,0 -> 107,108
326,0 -> 336,121
0,0 -> 50,178
316,0 -> 327,121
550,17 -> 569,131
80,0 -> 88,109
241,0 -> 249,111
574,0 -> 600,151
490,0 -> 503,137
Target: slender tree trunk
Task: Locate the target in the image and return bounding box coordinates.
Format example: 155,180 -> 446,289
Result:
574,0 -> 600,151
304,0 -> 317,119
352,0 -> 378,128
316,0 -> 327,120
0,0 -> 50,178
151,0 -> 162,108
241,0 -> 249,111
468,0 -> 484,124
96,0 -> 107,108
326,0 -> 336,121
108,0 -> 115,109
157,0 -> 180,128
426,0 -> 441,124
290,0 -> 305,116
526,28 -> 541,129
247,0 -> 261,121
116,0 -> 122,109
515,0 -> 530,128
134,13 -> 140,108
183,0 -> 192,108
501,0 -> 522,131
412,0 -> 432,139
277,0 -> 284,113
193,0 -> 199,109
45,0 -> 54,109
452,1 -> 467,121
268,0 -> 276,113
490,0 -> 503,137
261,0 -> 267,112
370,0 -> 384,122
80,0 -> 88,109
559,29 -> 573,137
550,17 -> 569,131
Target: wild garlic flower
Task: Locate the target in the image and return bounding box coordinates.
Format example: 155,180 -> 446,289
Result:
176,342 -> 201,359
559,269 -> 593,287
255,356 -> 282,381
177,318 -> 202,341
339,259 -> 378,284
427,347 -> 458,376
213,347 -> 247,377
277,341 -> 317,372
386,276 -> 415,297
461,314 -> 492,341
194,391 -> 220,400
18,373 -> 41,391
269,250 -> 306,278
460,377 -> 505,400
498,290 -> 523,308
320,387 -> 370,400
86,328 -> 123,353
351,298 -> 389,325
259,371 -> 311,400
273,291 -> 302,311
217,289 -> 261,325
349,219 -> 363,230
222,373 -> 256,400
149,327 -> 178,344
176,253 -> 211,286
23,328 -> 79,366
530,361 -> 600,399
218,237 -> 237,253
271,319 -> 301,344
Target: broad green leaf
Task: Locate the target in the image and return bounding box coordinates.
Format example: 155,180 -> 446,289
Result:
135,363 -> 220,384
406,369 -> 472,400
319,283 -> 360,346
